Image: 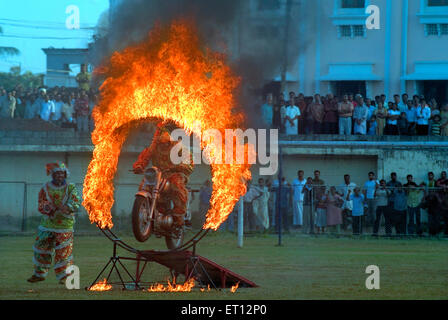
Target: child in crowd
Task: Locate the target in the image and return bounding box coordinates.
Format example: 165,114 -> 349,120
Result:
347,187 -> 365,235
315,187 -> 327,234
367,115 -> 377,136
431,114 -> 441,136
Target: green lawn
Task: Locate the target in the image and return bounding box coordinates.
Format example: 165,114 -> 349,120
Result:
1,231 -> 447,300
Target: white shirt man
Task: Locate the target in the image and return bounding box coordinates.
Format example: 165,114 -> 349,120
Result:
292,173 -> 307,226
40,99 -> 55,121
387,109 -> 401,125
416,104 -> 431,125
364,179 -> 380,200
338,179 -> 357,211
284,104 -> 301,136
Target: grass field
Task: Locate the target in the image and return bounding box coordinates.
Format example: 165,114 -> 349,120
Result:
1,231 -> 447,300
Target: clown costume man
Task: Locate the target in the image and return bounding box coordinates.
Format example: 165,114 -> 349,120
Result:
27,162 -> 80,284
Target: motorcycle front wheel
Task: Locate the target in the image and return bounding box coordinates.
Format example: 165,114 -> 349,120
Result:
132,195 -> 152,242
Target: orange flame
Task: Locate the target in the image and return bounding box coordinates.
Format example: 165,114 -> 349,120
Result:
82,20 -> 252,231
230,282 -> 239,293
148,278 -> 195,292
200,284 -> 211,292
88,279 -> 112,291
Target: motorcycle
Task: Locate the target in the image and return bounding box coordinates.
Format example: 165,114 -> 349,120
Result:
132,167 -> 189,250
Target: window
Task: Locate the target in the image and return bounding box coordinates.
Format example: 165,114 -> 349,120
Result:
254,25 -> 280,38
338,25 -> 366,38
428,0 -> 448,6
425,23 -> 448,35
341,0 -> 365,8
258,0 -> 281,11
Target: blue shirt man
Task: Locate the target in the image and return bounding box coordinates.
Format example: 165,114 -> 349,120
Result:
350,193 -> 365,216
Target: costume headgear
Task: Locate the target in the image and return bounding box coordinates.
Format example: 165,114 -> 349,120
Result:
46,162 -> 70,177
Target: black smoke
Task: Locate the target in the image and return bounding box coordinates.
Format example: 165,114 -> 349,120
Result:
91,0 -> 302,128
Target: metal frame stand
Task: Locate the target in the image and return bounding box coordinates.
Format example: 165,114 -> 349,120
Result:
88,238 -> 226,291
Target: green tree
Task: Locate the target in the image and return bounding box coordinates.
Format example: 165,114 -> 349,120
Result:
0,26 -> 20,56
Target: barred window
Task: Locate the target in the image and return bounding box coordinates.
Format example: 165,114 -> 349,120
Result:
440,24 -> 448,34
353,25 -> 365,37
338,25 -> 365,38
339,25 -> 352,38
426,24 -> 439,35
341,0 -> 365,8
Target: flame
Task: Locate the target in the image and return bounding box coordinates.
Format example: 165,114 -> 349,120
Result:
82,20 -> 252,231
88,279 -> 112,291
148,278 -> 195,292
230,282 -> 239,293
200,284 -> 211,292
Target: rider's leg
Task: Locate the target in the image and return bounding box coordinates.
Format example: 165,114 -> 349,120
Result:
166,173 -> 188,226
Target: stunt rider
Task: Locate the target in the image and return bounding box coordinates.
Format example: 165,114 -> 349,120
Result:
133,122 -> 194,227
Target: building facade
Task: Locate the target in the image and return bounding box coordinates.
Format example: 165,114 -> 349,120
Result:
246,0 -> 448,102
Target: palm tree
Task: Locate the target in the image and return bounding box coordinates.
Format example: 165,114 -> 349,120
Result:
0,26 -> 20,56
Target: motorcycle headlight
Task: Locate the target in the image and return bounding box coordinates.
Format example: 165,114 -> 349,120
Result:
144,168 -> 158,185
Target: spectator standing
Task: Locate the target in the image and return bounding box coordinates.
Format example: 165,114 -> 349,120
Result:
348,187 -> 365,235
323,94 -> 338,134
364,172 -> 379,229
404,175 -> 423,235
416,99 -> 431,135
326,186 -> 343,234
76,64 -> 91,91
440,103 -> 448,136
272,99 -> 283,131
392,187 -> 408,236
374,101 -> 388,136
24,93 -> 39,119
14,93 -> 26,118
338,95 -> 354,135
0,91 -> 16,118
39,95 -> 55,122
252,178 -> 270,231
243,181 -> 260,232
284,99 -> 301,136
386,103 -> 400,135
310,94 -> 325,134
302,177 -> 314,234
61,96 -> 74,124
291,170 -> 306,228
387,172 -> 402,205
337,174 -> 357,231
431,115 -> 442,136
397,112 -> 408,135
373,180 -> 391,236
367,115 -> 377,135
51,94 -> 63,125
295,94 -> 307,134
75,93 -> 90,132
261,93 -> 274,129
405,101 -> 417,135
315,187 -> 327,234
353,96 -> 369,135
398,93 -> 409,113
199,180 -> 212,222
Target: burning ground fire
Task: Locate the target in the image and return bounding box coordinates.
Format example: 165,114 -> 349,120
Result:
148,278 -> 195,292
88,279 -> 112,291
83,20 -> 253,231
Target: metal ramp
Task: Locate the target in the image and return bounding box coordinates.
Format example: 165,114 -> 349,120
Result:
88,231 -> 257,290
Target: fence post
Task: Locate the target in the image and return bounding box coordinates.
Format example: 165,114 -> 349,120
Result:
237,198 -> 244,248
21,183 -> 27,232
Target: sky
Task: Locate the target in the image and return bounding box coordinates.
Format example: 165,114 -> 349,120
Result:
0,0 -> 109,74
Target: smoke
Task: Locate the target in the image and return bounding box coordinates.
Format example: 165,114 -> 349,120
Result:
91,0 -> 303,128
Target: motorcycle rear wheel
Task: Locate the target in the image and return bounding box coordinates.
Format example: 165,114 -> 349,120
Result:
132,195 -> 152,242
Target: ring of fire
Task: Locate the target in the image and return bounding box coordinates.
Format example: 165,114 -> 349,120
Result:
82,20 -> 253,231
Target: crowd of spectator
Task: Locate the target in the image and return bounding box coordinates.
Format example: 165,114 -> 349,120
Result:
200,170 -> 448,237
260,92 -> 448,137
0,85 -> 98,133
0,66 -> 96,133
